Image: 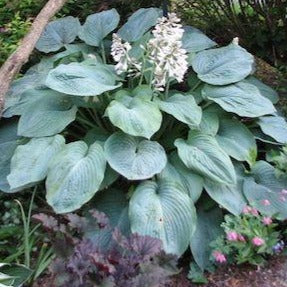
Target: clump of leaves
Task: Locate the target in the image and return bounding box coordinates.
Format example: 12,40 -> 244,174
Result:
267,146 -> 287,177
34,210 -> 178,287
210,208 -> 284,266
1,7 -> 287,271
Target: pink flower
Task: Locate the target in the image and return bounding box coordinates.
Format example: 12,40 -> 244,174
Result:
251,208 -> 259,216
226,231 -> 238,241
238,234 -> 246,242
242,206 -> 252,214
252,237 -> 265,246
261,199 -> 271,206
281,189 -> 287,195
262,217 -> 272,225
212,251 -> 227,263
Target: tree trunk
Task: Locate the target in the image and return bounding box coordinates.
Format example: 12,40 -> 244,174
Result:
0,0 -> 68,118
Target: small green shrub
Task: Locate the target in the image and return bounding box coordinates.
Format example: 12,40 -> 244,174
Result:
211,209 -> 284,266
268,146 -> 287,177
1,8 -> 287,271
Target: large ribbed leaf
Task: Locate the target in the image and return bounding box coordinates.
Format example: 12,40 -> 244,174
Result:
159,153 -> 204,202
95,189 -> 130,233
203,82 -> 275,117
216,118 -> 257,165
3,63 -> 51,118
243,178 -> 287,220
0,119 -> 20,193
199,109 -> 219,136
158,93 -> 202,128
191,44 -> 254,85
46,141 -> 106,213
204,178 -> 247,215
175,131 -> 236,184
106,94 -> 162,139
7,136 -> 65,190
129,179 -> 197,256
182,26 -> 216,53
118,8 -> 161,42
79,9 -> 120,46
258,116 -> 287,144
251,161 -> 287,193
190,205 -> 223,270
244,77 -> 279,104
36,17 -> 80,53
17,90 -> 77,137
86,189 -> 130,249
46,63 -> 121,96
104,132 -> 167,180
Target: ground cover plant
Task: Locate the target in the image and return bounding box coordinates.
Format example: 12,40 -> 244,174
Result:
33,210 -> 178,286
1,7 -> 287,281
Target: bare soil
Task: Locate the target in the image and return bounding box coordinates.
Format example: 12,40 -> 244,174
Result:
167,256 -> 287,287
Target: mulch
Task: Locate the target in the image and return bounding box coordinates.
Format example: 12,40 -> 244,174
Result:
167,256 -> 287,287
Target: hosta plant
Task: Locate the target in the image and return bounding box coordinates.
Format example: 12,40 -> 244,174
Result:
1,7 -> 287,269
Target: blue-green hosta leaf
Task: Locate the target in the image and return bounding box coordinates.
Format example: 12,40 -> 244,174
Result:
79,9 -> 120,46
243,178 -> 287,220
104,132 -> 167,180
216,118 -> 257,165
36,16 -> 80,53
199,109 -> 219,136
129,179 -> 196,256
7,136 -> 65,190
244,76 -> 279,104
190,205 -> 223,270
182,26 -> 216,53
0,119 -> 20,193
203,82 -> 276,117
106,94 -> 162,139
46,141 -> 106,213
46,63 -> 121,96
204,178 -> 247,215
3,65 -> 51,118
158,93 -> 202,128
159,153 -> 203,202
86,188 -> 130,250
258,116 -> 287,144
192,44 -> 254,85
118,8 -> 161,42
17,90 -> 77,137
251,161 -> 287,193
99,165 -> 119,191
175,131 -> 236,184
84,127 -> 110,145
95,188 -> 130,234
252,128 -> 282,145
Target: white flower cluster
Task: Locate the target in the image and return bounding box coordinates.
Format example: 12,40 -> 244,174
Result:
111,33 -> 141,76
147,13 -> 188,91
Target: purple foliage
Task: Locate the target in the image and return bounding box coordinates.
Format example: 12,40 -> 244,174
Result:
34,210 -> 178,287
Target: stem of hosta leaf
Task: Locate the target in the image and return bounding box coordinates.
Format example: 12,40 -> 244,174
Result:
164,80 -> 170,99
191,79 -> 202,92
202,101 -> 213,109
78,108 -> 90,121
93,109 -> 105,129
149,63 -> 155,89
139,57 -> 147,86
101,41 -> 106,64
77,116 -> 96,128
